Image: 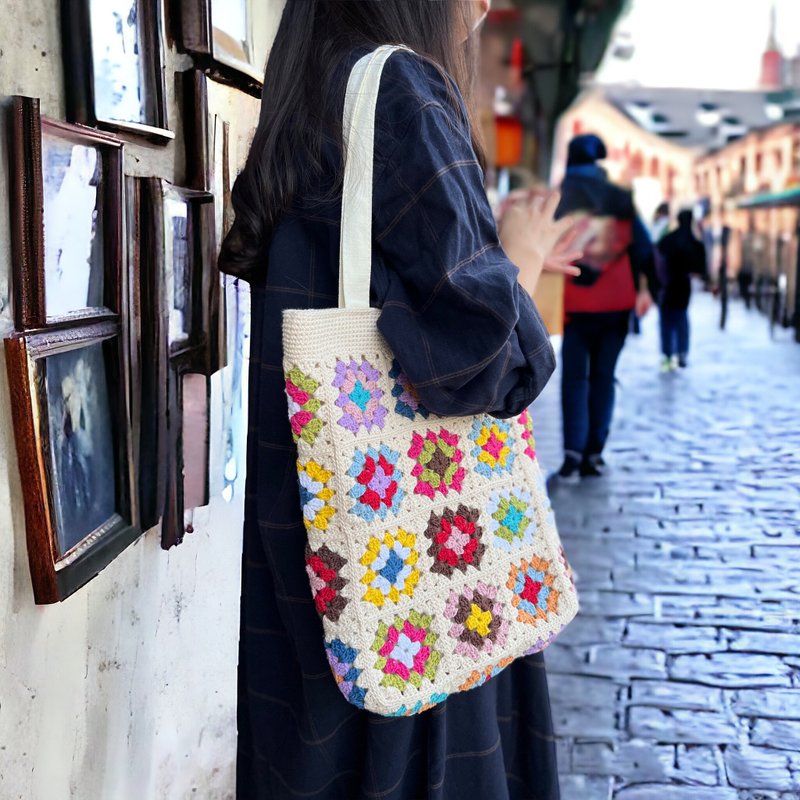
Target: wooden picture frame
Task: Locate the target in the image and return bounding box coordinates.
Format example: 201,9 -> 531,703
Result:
174,0 -> 283,92
4,321 -> 140,604
60,0 -> 174,142
9,96 -> 124,331
131,178 -> 214,548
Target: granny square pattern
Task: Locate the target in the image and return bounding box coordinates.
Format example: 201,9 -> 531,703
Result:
347,444 -> 404,522
371,610 -> 442,692
469,416 -> 516,478
389,359 -> 430,420
286,368 -> 324,445
408,428 -> 465,499
333,358 -> 388,434
283,46 -> 576,716
486,488 -> 536,551
284,318 -> 578,719
424,504 -> 486,578
360,529 -> 420,607
305,543 -> 349,622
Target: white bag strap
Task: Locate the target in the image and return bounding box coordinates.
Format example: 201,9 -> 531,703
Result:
339,45 -> 409,309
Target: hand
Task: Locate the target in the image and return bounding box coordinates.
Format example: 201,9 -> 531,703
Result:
635,289 -> 654,318
499,190 -> 583,296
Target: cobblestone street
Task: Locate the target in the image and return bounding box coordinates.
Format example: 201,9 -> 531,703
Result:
532,292 -> 800,800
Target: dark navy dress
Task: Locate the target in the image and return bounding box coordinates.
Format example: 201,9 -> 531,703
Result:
239,51 -> 560,800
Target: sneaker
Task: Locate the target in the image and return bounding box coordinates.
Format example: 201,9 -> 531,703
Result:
555,456 -> 582,486
660,356 -> 672,373
670,355 -> 680,371
678,354 -> 688,368
581,454 -> 607,478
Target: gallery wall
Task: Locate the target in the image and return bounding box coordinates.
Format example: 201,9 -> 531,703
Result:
0,1 -> 264,797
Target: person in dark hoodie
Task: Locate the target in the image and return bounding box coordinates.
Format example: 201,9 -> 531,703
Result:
555,134 -> 658,483
657,209 -> 707,371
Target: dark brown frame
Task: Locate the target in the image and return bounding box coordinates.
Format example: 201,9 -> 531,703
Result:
61,0 -> 174,142
9,96 -> 125,331
4,321 -> 140,604
173,0 -> 271,93
132,178 -> 214,548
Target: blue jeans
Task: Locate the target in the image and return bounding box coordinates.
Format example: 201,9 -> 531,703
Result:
561,313 -> 628,459
660,306 -> 689,358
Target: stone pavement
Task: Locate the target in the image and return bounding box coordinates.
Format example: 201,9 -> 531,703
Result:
531,292 -> 800,800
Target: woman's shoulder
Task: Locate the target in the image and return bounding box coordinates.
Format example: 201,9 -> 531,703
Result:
374,49 -> 470,138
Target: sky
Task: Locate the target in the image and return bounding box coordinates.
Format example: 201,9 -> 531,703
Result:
595,0 -> 800,90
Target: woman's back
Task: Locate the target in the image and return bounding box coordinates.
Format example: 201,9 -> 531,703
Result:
238,50 -> 561,800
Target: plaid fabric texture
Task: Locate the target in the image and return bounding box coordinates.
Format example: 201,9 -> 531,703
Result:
238,51 -> 560,799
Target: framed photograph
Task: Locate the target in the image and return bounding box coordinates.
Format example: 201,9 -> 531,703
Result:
4,321 -> 139,604
126,177 -> 167,533
130,178 -> 214,548
9,96 -> 124,330
61,0 -> 173,141
176,0 -> 284,89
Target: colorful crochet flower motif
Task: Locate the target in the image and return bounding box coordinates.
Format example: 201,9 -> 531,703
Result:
486,488 -> 536,551
424,505 -> 486,578
507,557 -> 561,626
444,582 -> 510,661
408,428 -> 465,499
285,367 -> 323,445
298,460 -> 336,532
360,529 -> 420,607
305,544 -> 349,622
347,444 -> 404,522
371,611 -> 442,692
458,657 -> 514,692
524,629 -> 562,655
518,408 -> 536,460
469,417 -> 516,478
389,693 -> 449,717
333,358 -> 388,434
389,359 -> 430,420
325,639 -> 366,709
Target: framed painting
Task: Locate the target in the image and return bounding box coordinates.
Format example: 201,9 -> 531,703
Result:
131,178 -> 214,548
61,0 -> 173,141
9,96 -> 124,330
4,321 -> 139,604
175,0 -> 284,90
126,177 -> 168,533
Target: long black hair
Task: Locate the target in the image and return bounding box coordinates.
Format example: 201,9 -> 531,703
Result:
218,0 -> 484,281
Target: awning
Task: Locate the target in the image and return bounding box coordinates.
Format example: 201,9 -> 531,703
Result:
739,186 -> 800,209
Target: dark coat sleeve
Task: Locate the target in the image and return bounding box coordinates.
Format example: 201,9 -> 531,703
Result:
369,54 -> 555,419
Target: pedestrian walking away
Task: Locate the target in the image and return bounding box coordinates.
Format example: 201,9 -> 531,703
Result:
554,134 -> 658,484
657,209 -> 708,371
218,2 -> 583,798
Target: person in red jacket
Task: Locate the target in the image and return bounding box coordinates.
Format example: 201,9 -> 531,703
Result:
555,134 -> 658,482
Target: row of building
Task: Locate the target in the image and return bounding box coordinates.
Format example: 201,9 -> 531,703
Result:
552,78 -> 800,335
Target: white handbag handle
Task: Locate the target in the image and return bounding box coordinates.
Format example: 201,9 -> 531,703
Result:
339,45 -> 409,309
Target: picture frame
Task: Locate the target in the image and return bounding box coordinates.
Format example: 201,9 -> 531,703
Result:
9,96 -> 124,331
60,0 -> 174,142
4,321 -> 140,604
175,0 -> 283,91
131,178 -> 214,548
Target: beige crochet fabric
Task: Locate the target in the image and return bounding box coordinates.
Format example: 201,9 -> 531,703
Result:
282,47 -> 578,717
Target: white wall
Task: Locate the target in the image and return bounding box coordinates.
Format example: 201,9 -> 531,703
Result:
0,2 -> 254,797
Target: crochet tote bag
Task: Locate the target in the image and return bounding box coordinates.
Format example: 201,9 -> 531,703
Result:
283,45 -> 578,717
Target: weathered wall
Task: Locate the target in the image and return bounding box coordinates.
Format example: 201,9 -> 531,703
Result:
0,2 -> 259,797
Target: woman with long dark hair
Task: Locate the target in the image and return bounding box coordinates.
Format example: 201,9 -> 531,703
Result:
220,2 -> 580,797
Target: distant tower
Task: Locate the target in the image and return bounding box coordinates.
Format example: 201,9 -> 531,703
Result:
760,4 -> 784,90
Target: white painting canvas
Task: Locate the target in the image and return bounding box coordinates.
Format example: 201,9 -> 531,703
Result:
90,0 -> 146,124
164,196 -> 191,346
42,135 -> 105,319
